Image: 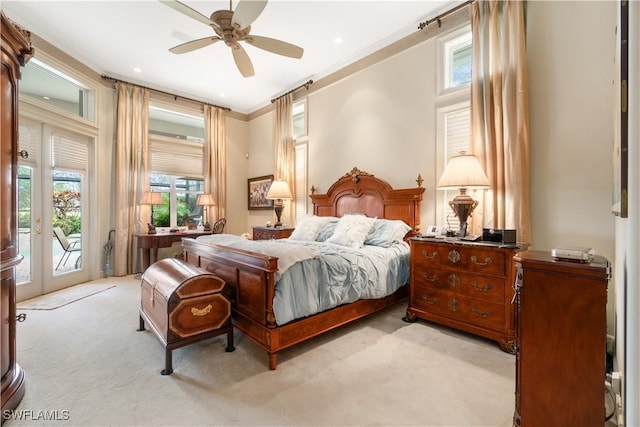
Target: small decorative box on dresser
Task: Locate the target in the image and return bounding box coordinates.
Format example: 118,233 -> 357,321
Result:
404,237 -> 524,353
512,251 -> 609,427
252,226 -> 294,240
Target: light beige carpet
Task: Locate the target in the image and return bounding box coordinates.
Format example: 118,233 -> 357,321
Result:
17,283 -> 115,310
9,275 -> 516,426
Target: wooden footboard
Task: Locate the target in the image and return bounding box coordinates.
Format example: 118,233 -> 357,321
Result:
181,237 -> 407,370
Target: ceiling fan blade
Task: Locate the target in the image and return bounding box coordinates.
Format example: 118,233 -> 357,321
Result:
231,0 -> 268,30
232,44 -> 255,78
159,0 -> 218,28
169,37 -> 221,54
245,35 -> 304,59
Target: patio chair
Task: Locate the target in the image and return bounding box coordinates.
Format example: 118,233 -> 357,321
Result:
53,227 -> 81,270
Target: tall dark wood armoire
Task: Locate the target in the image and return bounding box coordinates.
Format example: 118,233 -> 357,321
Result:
1,12 -> 33,421
512,250 -> 609,427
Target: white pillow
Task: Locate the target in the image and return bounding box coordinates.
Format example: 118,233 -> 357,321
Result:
289,215 -> 336,241
365,219 -> 412,247
326,214 -> 376,249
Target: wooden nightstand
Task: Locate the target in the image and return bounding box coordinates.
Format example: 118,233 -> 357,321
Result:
252,226 -> 294,240
404,237 -> 525,353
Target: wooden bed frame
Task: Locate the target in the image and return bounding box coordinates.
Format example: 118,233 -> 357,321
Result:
182,167 -> 425,369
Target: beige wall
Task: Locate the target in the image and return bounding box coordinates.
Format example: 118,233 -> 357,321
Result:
527,0 -> 616,258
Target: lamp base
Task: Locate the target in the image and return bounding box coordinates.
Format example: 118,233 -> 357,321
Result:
449,194 -> 479,238
274,203 -> 283,228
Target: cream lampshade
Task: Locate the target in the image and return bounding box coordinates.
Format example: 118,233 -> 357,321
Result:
437,151 -> 490,237
196,193 -> 216,231
140,191 -> 164,234
266,180 -> 293,227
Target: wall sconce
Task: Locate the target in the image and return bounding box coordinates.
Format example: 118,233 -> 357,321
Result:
140,191 -> 164,234
437,151 -> 490,237
266,180 -> 293,227
196,193 -> 216,231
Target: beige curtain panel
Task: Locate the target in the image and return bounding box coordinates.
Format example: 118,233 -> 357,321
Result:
274,93 -> 296,226
470,0 -> 532,244
204,105 -> 227,222
114,83 -> 150,275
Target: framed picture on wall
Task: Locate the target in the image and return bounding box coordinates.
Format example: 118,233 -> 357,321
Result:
248,175 -> 274,210
612,0 -> 628,218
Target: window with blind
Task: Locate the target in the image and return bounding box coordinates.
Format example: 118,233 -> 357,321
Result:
437,102 -> 471,232
294,142 -> 308,220
148,105 -> 205,228
292,99 -> 309,223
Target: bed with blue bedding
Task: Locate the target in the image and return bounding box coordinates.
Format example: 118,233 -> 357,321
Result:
181,168 -> 424,369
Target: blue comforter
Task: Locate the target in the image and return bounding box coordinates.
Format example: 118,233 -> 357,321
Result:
196,235 -> 410,325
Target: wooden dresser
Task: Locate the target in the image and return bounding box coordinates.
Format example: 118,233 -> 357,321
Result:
512,251 -> 609,427
252,226 -> 294,240
1,12 -> 32,421
405,237 -> 523,353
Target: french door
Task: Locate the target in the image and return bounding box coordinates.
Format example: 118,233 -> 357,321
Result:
16,119 -> 91,301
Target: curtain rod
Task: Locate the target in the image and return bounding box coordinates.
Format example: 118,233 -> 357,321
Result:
101,75 -> 232,112
418,0 -> 473,30
270,79 -> 314,103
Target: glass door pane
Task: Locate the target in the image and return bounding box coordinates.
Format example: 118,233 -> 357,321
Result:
52,170 -> 83,274
16,165 -> 32,284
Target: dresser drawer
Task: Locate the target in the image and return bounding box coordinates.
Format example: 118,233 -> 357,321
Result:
252,227 -> 294,240
413,264 -> 505,303
412,242 -> 506,276
413,288 -> 505,332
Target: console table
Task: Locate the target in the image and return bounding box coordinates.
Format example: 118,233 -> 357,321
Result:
135,231 -> 212,271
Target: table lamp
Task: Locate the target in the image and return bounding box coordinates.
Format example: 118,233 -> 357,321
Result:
266,180 -> 293,227
140,191 -> 164,234
437,151 -> 490,237
196,193 -> 215,231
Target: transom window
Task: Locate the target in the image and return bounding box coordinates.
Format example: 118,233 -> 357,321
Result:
438,26 -> 472,95
19,58 -> 96,121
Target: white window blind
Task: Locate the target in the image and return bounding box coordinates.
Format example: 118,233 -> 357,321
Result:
294,142 -> 308,222
18,122 -> 40,167
149,135 -> 203,179
51,132 -> 88,172
443,107 -> 471,231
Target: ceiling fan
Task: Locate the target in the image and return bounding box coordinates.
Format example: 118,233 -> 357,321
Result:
161,0 -> 304,78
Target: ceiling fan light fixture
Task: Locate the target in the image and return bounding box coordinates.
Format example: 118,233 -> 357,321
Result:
163,0 -> 303,77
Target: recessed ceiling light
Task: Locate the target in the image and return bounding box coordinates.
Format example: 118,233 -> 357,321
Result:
133,67 -> 142,73
43,96 -> 50,100
219,93 -> 226,98
334,37 -> 343,45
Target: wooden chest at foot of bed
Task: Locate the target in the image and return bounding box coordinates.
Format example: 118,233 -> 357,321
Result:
137,258 -> 234,375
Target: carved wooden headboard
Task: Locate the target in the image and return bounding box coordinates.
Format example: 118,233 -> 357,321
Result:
309,167 -> 425,232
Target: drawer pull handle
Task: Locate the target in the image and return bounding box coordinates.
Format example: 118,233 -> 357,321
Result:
448,298 -> 460,312
472,306 -> 492,318
422,273 -> 439,282
422,295 -> 438,305
448,274 -> 460,287
191,304 -> 213,316
471,281 -> 492,292
470,255 -> 492,266
422,250 -> 439,259
448,250 -> 461,263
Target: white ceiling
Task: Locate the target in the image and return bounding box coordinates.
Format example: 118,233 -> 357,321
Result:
2,0 -> 458,115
